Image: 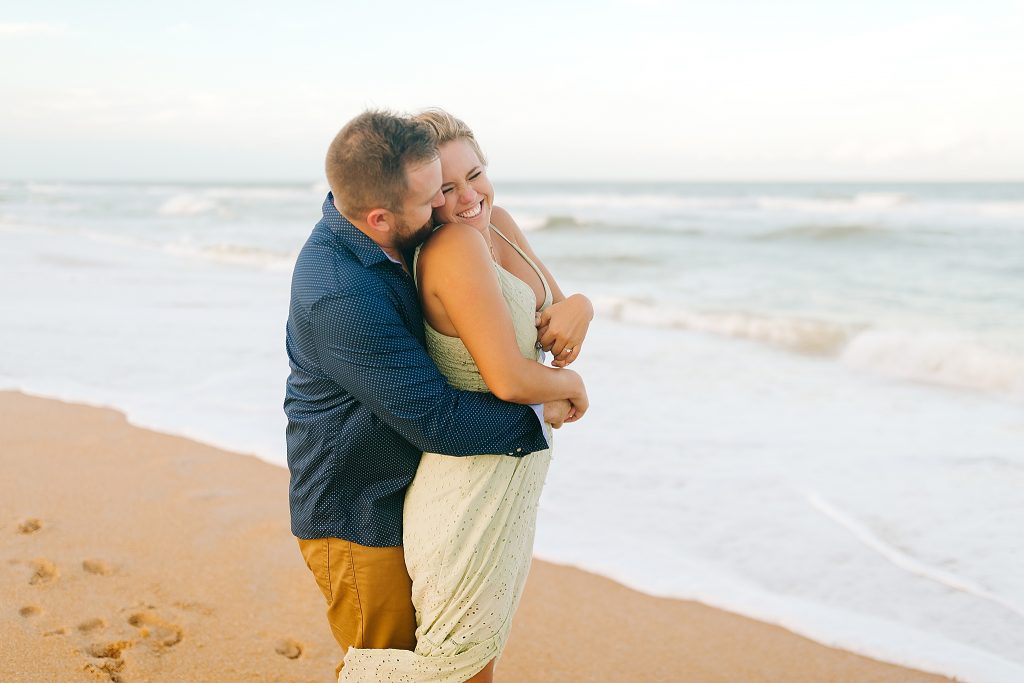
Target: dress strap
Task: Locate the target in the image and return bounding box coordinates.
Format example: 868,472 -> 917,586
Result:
412,246 -> 422,288
488,224 -> 553,307
488,223 -> 521,252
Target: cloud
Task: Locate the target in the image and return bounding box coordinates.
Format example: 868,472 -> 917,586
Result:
0,22 -> 68,37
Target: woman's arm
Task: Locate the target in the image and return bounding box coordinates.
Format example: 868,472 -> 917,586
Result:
489,206 -> 594,367
417,222 -> 588,416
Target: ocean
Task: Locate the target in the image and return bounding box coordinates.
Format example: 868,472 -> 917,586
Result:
1,180 -> 1021,681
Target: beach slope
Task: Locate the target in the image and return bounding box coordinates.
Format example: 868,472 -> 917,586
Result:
0,392 -> 953,682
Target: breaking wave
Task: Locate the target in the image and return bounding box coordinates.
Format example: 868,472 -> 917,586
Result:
754,224 -> 888,241
597,298 -> 1024,396
839,330 -> 1024,395
160,241 -> 296,270
597,298 -> 855,355
158,193 -> 219,216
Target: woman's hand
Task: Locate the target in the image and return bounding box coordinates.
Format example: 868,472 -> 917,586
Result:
547,370 -> 588,423
536,294 -> 594,368
565,380 -> 588,422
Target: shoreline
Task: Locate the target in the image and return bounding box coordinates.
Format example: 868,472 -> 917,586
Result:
1,391 -> 956,682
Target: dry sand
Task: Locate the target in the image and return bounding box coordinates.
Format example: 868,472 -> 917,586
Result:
0,391 -> 954,682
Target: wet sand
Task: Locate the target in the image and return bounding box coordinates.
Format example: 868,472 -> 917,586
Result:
0,391 -> 954,682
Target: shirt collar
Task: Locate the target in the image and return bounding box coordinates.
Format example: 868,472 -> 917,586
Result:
320,192 -> 401,268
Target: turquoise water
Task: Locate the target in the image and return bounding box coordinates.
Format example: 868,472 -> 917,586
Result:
1,180 -> 1022,681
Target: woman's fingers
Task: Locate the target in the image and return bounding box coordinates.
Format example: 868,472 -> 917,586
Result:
566,395 -> 588,421
562,342 -> 581,366
548,340 -> 582,367
556,340 -> 579,363
538,327 -> 555,350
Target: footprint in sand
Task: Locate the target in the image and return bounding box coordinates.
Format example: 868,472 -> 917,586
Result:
274,637 -> 303,659
17,518 -> 43,534
87,640 -> 133,659
82,559 -> 113,576
78,617 -> 107,633
84,640 -> 132,682
83,657 -> 125,682
43,627 -> 67,637
127,611 -> 183,648
29,558 -> 58,585
19,605 -> 42,618
172,600 -> 215,616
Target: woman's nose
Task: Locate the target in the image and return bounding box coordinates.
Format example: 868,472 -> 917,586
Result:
458,185 -> 477,204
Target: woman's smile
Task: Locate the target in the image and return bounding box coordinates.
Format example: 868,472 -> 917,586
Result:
455,200 -> 484,219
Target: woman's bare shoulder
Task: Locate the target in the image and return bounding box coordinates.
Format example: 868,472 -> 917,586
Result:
418,223 -> 491,278
489,205 -> 527,245
421,222 -> 485,255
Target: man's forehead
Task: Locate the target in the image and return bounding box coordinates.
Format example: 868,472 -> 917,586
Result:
407,156 -> 441,196
407,156 -> 440,181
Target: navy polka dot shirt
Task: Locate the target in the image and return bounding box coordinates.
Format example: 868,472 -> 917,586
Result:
284,194 -> 549,547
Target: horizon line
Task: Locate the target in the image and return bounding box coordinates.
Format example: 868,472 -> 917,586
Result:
4,177 -> 1024,185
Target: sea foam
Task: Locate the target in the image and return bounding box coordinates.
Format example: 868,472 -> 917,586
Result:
3,179 -> 1023,681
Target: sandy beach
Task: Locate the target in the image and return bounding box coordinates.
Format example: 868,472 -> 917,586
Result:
1,391 -> 955,682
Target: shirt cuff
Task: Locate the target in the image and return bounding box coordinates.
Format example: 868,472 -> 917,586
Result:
532,349 -> 551,447
529,403 -> 550,447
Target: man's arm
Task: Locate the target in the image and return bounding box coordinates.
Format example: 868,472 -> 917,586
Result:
308,289 -> 548,457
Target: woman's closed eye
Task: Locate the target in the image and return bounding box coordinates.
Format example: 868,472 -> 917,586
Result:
443,172 -> 482,195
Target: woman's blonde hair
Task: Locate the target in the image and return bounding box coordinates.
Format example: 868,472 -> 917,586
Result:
413,108 -> 488,166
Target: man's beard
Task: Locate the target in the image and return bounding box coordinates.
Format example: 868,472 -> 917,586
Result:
392,216 -> 435,252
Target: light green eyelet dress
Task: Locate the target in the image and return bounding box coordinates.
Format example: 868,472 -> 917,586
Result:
338,225 -> 554,682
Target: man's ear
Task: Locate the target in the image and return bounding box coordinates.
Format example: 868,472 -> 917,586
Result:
365,209 -> 393,234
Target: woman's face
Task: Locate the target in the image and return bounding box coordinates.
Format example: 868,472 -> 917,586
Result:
434,138 -> 494,230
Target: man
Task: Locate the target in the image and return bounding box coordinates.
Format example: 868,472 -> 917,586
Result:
284,110 -> 566,677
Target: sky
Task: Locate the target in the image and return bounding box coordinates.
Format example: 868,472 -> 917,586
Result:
2,0 -> 1023,181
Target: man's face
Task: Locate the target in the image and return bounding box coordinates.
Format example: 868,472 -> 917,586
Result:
392,157 -> 444,251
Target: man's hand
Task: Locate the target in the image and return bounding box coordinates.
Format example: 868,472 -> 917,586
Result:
543,399 -> 573,428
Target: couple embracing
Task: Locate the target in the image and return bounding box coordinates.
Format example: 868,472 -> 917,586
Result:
284,109 -> 593,682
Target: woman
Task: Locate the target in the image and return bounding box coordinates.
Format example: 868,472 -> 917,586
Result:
339,110 -> 593,683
